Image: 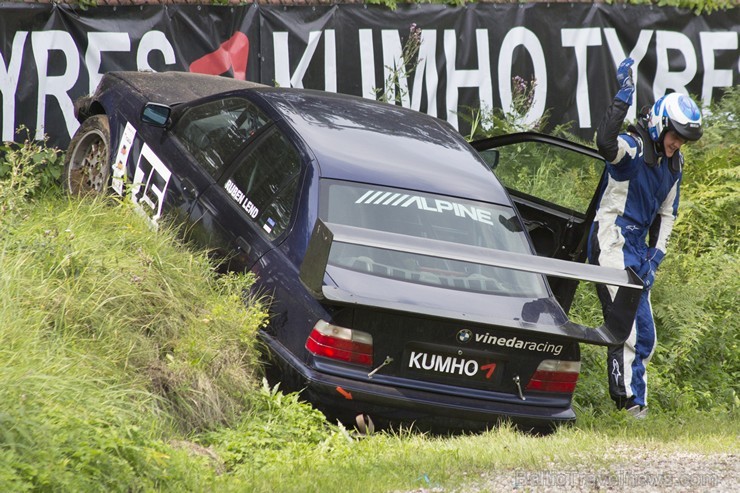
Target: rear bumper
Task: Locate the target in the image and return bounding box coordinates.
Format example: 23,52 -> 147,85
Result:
261,332 -> 576,432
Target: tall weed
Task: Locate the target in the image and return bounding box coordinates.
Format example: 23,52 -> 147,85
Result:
0,129 -> 63,215
0,196 -> 267,489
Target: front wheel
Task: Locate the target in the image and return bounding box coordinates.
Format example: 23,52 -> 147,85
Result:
64,115 -> 111,195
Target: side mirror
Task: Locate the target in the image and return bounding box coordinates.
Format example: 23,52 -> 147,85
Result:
141,102 -> 171,127
479,149 -> 500,171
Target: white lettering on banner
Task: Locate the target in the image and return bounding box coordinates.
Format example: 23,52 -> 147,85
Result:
408,351 -> 479,377
137,31 -> 177,71
700,32 -> 738,108
603,29 -> 653,123
561,28 -> 602,129
359,29 -> 376,99
444,29 -> 493,130
274,30 -> 336,90
0,23 -> 737,144
86,32 -> 131,95
274,26 -> 734,130
498,27 -> 547,128
0,30 -> 176,142
274,32 -> 290,86
296,31 -> 322,88
653,30 -> 697,101
0,31 -> 26,141
32,31 -> 80,140
324,29 -> 337,92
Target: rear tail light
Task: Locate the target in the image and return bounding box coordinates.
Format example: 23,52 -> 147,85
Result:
305,320 -> 373,366
525,360 -> 580,393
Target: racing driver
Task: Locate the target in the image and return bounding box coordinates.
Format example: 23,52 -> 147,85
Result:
588,57 -> 703,418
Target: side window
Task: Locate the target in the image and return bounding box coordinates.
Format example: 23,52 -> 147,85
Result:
488,142 -> 603,214
225,130 -> 301,239
172,97 -> 271,178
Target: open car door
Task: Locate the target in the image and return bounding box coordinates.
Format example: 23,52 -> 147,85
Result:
471,132 -> 605,312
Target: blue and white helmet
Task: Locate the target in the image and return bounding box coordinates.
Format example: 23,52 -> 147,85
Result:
647,93 -> 703,143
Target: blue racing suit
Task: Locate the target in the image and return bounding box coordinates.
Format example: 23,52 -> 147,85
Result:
587,98 -> 682,409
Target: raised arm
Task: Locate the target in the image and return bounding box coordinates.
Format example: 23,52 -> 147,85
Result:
596,58 -> 635,164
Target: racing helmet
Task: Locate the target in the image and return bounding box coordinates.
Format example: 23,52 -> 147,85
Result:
647,93 -> 703,143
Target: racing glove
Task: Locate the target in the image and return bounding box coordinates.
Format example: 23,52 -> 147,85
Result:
596,58 -> 636,162
615,58 -> 635,105
636,247 -> 665,289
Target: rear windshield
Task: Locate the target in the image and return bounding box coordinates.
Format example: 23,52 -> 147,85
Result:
321,181 -> 549,298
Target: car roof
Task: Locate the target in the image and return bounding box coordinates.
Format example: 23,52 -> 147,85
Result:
253,88 -> 511,205
106,71 -> 266,106
106,72 -> 510,205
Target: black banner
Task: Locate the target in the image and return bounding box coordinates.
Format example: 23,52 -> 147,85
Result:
1,3 -> 737,146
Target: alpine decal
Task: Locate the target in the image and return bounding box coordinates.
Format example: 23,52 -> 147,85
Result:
224,179 -> 259,219
473,332 -> 563,356
131,144 -> 172,225
112,122 -> 136,196
355,189 -> 496,226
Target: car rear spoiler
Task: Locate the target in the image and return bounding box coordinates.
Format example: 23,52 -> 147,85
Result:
299,219 -> 643,346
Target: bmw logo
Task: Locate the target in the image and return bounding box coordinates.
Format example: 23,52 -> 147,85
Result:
457,329 -> 472,343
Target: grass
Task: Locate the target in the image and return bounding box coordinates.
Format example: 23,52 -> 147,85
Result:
0,194 -> 266,490
209,408 -> 738,493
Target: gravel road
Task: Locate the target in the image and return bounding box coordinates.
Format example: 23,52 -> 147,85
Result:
404,447 -> 739,492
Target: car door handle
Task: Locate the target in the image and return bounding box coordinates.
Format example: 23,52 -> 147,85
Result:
181,177 -> 198,200
199,196 -> 218,216
235,236 -> 251,255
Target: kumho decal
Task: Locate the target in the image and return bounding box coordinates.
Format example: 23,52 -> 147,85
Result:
408,351 -> 479,377
355,189 -> 495,226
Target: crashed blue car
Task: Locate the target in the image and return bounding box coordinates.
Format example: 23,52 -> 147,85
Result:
64,71 -> 642,432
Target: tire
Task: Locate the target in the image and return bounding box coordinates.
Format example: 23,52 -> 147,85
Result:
63,114 -> 111,195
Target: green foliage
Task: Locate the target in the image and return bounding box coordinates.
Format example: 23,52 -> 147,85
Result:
605,0 -> 737,15
671,86 -> 740,256
375,23 -> 423,104
641,88 -> 739,414
0,129 -> 63,215
464,75 -> 559,138
202,380 -> 354,475
46,0 -> 740,16
0,362 -> 213,491
483,138 -> 605,213
0,196 -> 268,489
367,0 -> 736,15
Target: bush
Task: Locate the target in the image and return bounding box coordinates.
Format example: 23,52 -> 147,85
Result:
0,130 -> 63,215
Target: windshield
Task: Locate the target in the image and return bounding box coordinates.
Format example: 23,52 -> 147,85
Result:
321,181 -> 549,297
